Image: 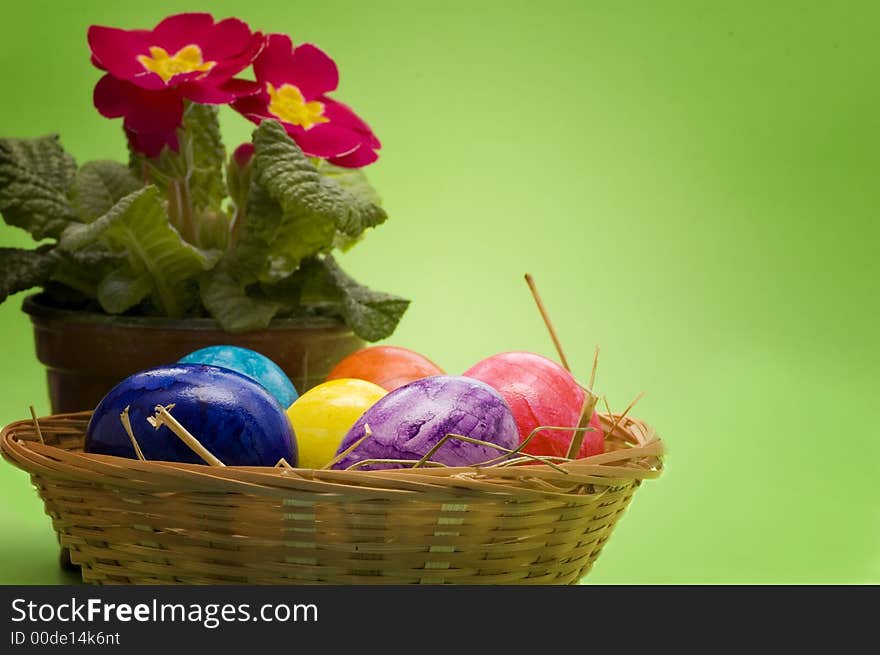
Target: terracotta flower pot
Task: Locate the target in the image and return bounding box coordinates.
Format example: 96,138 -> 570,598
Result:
23,294 -> 365,414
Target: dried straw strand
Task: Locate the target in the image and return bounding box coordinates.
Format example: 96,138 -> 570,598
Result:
589,345 -> 600,391
321,425 -> 373,470
147,405 -> 225,467
28,406 -> 44,445
566,391 -> 600,459
524,273 -> 571,370
601,393 -> 644,442
119,407 -> 146,461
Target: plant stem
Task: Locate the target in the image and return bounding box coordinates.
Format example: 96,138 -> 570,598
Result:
165,172 -> 199,246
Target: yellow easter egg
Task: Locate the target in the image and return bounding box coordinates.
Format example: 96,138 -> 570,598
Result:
286,378 -> 386,469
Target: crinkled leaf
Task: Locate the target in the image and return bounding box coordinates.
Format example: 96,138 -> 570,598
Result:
0,135 -> 77,239
248,123 -> 335,276
323,257 -> 409,341
60,186 -> 217,317
69,160 -> 142,222
258,256 -> 409,339
258,256 -> 326,316
180,103 -> 226,217
97,265 -> 153,314
198,124 -> 393,333
289,255 -> 409,341
51,246 -> 124,299
233,179 -> 283,274
265,206 -> 337,279
247,121 -> 386,276
317,161 -> 383,206
322,177 -> 386,238
316,161 -> 386,240
0,246 -> 57,303
199,263 -> 280,334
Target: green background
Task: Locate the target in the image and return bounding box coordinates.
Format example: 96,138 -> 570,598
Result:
0,1 -> 877,584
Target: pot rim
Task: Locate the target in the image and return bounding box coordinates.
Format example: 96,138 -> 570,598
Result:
21,293 -> 349,333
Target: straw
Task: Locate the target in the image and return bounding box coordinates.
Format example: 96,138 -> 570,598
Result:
119,406 -> 146,461
524,273 -> 571,370
147,405 -> 225,467
589,345 -> 600,391
28,406 -> 44,445
566,391 -> 600,459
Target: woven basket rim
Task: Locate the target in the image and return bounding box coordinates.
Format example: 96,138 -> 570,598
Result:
1,411 -> 663,500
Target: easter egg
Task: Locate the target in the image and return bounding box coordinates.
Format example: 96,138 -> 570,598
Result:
463,352 -> 604,458
178,345 -> 298,408
85,364 -> 297,467
326,345 -> 444,391
332,375 -> 518,471
286,378 -> 386,469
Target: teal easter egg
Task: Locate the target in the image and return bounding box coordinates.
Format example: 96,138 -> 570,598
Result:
179,346 -> 298,408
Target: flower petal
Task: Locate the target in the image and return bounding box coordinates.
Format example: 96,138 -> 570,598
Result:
182,78 -> 261,104
253,35 -> 338,98
203,32 -> 266,84
152,13 -> 215,53
252,34 -> 296,88
93,74 -> 131,118
231,90 -> 379,162
96,77 -> 184,134
322,99 -> 381,149
232,143 -> 255,168
88,25 -> 155,84
230,92 -> 272,124
285,122 -> 362,159
287,43 -> 339,98
328,144 -> 379,168
123,89 -> 183,134
198,17 -> 256,61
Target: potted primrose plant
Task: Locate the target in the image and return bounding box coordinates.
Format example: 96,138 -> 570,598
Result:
0,13 -> 409,413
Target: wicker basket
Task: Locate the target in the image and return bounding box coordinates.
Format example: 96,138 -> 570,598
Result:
1,410 -> 662,585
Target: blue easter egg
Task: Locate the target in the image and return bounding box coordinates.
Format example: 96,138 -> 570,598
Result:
178,345 -> 298,408
85,364 -> 297,466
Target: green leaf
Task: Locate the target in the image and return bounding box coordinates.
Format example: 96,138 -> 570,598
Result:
199,182 -> 282,332
50,246 -> 124,299
233,180 -> 283,272
127,104 -> 228,249
317,161 -> 383,206
0,246 -> 57,303
97,265 -> 153,314
198,123 -> 393,333
323,257 -> 409,341
248,122 -> 335,276
69,160 -> 142,222
193,210 -> 231,251
179,103 -> 226,217
247,121 -> 387,276
0,135 -> 77,239
60,186 -> 217,317
199,263 -> 281,334
289,255 -> 409,341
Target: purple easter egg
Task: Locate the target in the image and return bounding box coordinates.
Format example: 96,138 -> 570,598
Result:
332,375 -> 518,470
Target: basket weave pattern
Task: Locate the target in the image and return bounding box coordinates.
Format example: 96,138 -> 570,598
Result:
2,411 -> 662,585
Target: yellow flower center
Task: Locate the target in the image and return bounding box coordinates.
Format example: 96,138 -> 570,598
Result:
267,83 -> 329,130
138,45 -> 215,84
